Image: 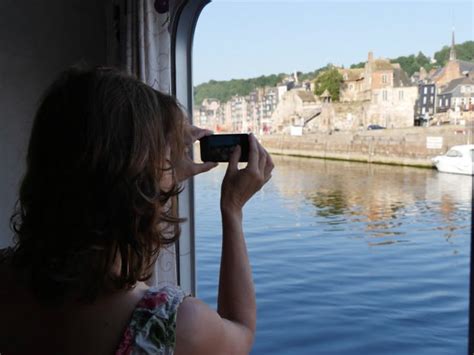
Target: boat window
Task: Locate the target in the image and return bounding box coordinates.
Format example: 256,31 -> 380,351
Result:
191,1 -> 471,354
446,149 -> 462,157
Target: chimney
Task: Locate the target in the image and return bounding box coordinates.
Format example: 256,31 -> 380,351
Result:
368,51 -> 374,63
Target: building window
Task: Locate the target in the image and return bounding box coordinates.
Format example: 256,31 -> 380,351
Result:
382,74 -> 388,84
423,97 -> 427,104
399,90 -> 404,100
424,87 -> 428,94
382,90 -> 388,101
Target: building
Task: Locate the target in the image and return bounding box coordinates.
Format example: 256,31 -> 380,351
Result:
229,95 -> 249,132
338,52 -> 417,128
437,75 -> 474,113
261,88 -> 278,120
271,89 -> 321,133
193,98 -> 221,130
339,68 -> 365,102
414,83 -> 436,124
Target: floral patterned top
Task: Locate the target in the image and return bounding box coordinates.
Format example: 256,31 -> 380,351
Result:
115,286 -> 186,355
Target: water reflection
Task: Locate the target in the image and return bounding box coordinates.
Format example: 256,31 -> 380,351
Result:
271,155 -> 471,245
196,154 -> 470,355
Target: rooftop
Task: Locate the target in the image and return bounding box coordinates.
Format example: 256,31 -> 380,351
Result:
373,59 -> 393,71
339,68 -> 364,81
440,75 -> 474,94
295,90 -> 317,102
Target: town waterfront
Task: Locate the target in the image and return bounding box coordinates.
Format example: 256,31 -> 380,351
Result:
195,155 -> 471,355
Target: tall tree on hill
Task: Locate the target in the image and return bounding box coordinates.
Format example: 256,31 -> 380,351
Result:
313,68 -> 343,101
390,51 -> 433,76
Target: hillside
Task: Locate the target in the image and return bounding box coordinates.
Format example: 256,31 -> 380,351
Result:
194,41 -> 474,106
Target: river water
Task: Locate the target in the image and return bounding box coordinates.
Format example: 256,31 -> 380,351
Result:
195,155 -> 471,355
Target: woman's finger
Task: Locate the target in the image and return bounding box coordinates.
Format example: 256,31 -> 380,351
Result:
264,153 -> 274,178
258,143 -> 267,174
247,134 -> 259,170
191,125 -> 213,141
226,145 -> 241,174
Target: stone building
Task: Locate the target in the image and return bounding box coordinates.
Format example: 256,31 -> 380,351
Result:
367,84 -> 418,128
340,52 -> 414,103
337,52 -> 417,128
339,68 -> 365,102
271,89 -> 321,133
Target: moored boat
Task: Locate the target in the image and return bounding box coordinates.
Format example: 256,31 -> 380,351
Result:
432,144 -> 474,175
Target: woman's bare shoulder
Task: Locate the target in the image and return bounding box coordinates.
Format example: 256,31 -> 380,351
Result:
174,297 -> 254,355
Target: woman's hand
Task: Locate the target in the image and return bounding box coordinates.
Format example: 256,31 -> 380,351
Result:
175,124 -> 218,182
221,134 -> 274,213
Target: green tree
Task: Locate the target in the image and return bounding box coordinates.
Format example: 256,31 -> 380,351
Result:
313,68 -> 343,101
194,74 -> 286,105
390,51 -> 433,76
434,41 -> 474,66
350,61 -> 365,69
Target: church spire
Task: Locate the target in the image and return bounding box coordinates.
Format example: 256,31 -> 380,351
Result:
449,27 -> 457,61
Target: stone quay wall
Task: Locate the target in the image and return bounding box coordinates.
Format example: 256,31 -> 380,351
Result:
260,125 -> 472,168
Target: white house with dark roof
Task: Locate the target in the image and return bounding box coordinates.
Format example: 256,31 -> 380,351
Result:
437,75 -> 474,112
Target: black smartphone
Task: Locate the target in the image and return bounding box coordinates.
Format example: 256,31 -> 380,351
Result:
199,134 -> 250,162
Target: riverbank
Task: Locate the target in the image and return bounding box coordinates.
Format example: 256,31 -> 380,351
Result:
260,125 -> 472,168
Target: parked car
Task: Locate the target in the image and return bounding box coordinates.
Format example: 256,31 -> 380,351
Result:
367,124 -> 386,130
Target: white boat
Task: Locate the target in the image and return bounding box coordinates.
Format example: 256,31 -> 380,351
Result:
432,144 -> 474,175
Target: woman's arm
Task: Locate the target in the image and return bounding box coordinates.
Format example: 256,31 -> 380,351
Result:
175,135 -> 273,355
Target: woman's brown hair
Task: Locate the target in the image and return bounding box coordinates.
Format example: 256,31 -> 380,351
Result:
9,66 -> 186,303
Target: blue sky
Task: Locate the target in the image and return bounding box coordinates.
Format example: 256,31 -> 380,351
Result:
193,0 -> 473,84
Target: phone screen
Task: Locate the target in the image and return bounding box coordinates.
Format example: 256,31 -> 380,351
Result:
199,134 -> 249,162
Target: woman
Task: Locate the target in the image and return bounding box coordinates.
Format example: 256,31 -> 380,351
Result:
0,67 -> 273,354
